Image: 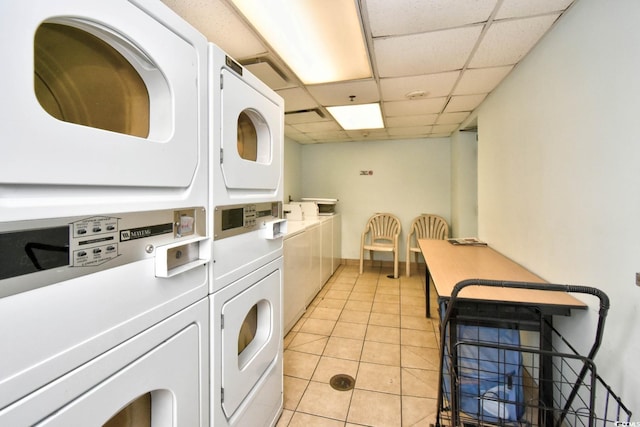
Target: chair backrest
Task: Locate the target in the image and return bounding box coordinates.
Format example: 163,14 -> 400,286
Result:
409,214 -> 448,247
365,213 -> 401,242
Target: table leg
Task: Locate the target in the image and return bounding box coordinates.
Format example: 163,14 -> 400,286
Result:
425,264 -> 431,318
540,314 -> 554,427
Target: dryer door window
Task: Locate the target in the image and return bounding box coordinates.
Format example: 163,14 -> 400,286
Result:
220,69 -> 282,192
103,393 -> 151,427
34,23 -> 151,138
221,269 -> 281,418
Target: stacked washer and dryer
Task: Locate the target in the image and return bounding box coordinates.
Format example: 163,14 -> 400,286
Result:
207,45 -> 286,427
0,1 -> 285,426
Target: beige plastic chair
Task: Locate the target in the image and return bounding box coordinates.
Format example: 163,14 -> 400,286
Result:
359,213 -> 402,278
406,214 -> 449,277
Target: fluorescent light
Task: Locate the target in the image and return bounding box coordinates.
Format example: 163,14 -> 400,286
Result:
327,103 -> 384,130
230,0 -> 371,84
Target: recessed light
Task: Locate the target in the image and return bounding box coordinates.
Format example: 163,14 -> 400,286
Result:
327,103 -> 384,130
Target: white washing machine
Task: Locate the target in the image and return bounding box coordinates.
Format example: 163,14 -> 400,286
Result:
0,1 -> 211,425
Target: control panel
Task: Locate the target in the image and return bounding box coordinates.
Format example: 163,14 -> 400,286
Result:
0,207 -> 207,298
214,202 -> 282,240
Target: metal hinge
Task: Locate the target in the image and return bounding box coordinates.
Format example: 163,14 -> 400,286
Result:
221,387 -> 224,402
220,148 -> 224,164
220,73 -> 224,90
221,314 -> 224,329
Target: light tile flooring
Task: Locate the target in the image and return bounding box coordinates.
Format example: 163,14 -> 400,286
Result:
277,264 -> 441,427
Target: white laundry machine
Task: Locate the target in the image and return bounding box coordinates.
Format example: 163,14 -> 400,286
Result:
1,0 -> 209,222
0,0 -> 211,425
0,298 -> 209,426
207,45 -> 286,427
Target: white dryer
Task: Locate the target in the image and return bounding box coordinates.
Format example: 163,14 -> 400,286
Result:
0,1 -> 211,425
209,43 -> 284,209
210,257 -> 283,427
1,0 -> 208,222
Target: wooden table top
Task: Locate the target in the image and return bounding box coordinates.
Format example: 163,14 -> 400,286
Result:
418,239 -> 586,309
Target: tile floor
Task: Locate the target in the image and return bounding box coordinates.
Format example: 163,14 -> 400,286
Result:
277,264 -> 441,427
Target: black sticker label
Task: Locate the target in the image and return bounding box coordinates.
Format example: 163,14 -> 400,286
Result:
120,223 -> 173,242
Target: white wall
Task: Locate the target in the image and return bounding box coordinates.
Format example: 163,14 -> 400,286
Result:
477,0 -> 640,414
450,130 -> 478,237
299,138 -> 451,262
283,137 -> 302,203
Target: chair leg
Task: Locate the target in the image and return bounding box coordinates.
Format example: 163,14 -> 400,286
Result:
406,250 -> 411,277
359,249 -> 364,275
393,251 -> 398,279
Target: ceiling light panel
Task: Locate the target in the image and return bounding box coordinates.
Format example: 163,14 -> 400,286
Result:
231,0 -> 371,84
327,103 -> 384,130
374,25 -> 483,77
469,14 -> 560,68
162,0 -> 266,59
366,0 -> 498,37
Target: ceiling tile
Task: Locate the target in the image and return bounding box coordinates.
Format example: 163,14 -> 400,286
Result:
379,71 -> 460,101
437,112 -> 470,125
366,0 -> 498,37
307,80 -> 379,106
305,130 -> 350,141
374,25 -> 483,77
161,0 -> 266,59
276,88 -> 318,112
453,66 -> 513,95
469,14 -> 560,68
432,124 -> 459,134
292,121 -> 341,133
384,97 -> 447,116
495,0 -> 574,19
386,114 -> 438,127
444,94 -> 487,112
388,126 -> 433,137
346,129 -> 390,140
285,109 -> 327,125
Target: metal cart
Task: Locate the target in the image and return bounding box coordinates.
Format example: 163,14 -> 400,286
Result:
435,279 -> 632,427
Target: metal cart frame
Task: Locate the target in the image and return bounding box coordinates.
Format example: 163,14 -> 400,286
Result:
435,279 -> 632,427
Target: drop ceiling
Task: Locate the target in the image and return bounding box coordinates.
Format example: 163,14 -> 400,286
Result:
162,0 -> 577,144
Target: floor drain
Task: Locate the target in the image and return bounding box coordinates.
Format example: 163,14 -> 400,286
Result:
329,374 -> 355,391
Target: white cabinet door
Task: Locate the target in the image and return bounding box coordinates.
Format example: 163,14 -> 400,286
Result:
283,232 -> 309,334
320,218 -> 332,284
307,224 -> 322,305
332,214 -> 342,274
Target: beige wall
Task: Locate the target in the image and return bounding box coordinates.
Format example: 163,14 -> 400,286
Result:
287,138 -> 452,262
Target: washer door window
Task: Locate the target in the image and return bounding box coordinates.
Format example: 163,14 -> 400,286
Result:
221,269 -> 281,418
1,2 -> 203,188
220,69 -> 282,192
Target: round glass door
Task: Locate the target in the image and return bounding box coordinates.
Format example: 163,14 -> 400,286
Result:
34,22 -> 150,137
